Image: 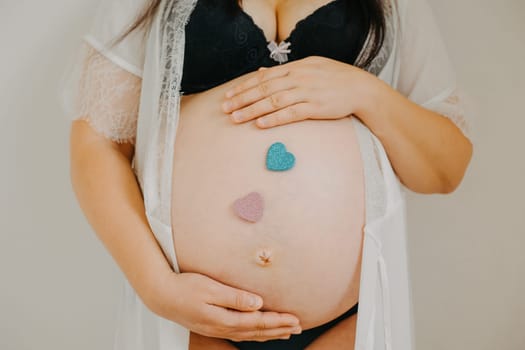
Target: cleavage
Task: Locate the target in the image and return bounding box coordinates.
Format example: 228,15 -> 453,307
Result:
238,0 -> 341,43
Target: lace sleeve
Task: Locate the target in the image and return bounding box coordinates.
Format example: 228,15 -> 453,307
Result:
65,42 -> 142,144
396,0 -> 472,140
58,0 -> 148,144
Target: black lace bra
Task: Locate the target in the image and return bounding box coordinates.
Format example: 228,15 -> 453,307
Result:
180,0 -> 369,95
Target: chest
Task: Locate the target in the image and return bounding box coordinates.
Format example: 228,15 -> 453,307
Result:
182,0 -> 366,94
240,0 -> 342,43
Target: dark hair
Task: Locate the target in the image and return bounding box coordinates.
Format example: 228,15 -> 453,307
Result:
113,0 -> 387,69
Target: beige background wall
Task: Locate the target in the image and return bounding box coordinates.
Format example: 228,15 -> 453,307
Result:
1,0 -> 523,349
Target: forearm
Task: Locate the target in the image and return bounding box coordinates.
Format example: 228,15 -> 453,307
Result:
356,73 -> 473,194
69,120 -> 172,310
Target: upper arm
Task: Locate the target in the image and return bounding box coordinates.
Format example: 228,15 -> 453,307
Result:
395,0 -> 472,141
70,119 -> 135,163
59,0 -> 150,151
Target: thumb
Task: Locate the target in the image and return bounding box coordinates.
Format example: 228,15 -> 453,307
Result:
211,283 -> 263,312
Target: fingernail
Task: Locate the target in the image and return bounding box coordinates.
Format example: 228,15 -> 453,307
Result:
225,90 -> 234,98
232,111 -> 243,122
249,296 -> 261,308
257,118 -> 268,127
222,100 -> 233,112
292,327 -> 302,334
280,335 -> 291,340
290,319 -> 300,326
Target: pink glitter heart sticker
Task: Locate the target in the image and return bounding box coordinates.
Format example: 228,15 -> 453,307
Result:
233,192 -> 264,223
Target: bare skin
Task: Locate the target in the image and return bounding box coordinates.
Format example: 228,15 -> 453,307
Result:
186,0 -> 469,345
176,0 -> 366,346
72,0 -> 471,347
189,311 -> 357,350
226,0 -> 472,193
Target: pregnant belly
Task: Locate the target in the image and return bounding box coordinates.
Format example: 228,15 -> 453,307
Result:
171,71 -> 365,329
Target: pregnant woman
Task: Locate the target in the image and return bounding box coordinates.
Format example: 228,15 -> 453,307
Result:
62,0 -> 473,349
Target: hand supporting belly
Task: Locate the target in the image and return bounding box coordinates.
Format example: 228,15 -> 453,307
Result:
172,75 -> 365,330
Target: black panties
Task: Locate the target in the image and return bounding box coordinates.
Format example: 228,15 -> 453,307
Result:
228,303 -> 358,350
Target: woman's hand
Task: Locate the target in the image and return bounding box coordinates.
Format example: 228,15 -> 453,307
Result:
221,54 -> 473,194
221,56 -> 370,128
149,272 -> 302,342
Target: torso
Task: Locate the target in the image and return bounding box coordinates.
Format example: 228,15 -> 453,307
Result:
171,0 -> 365,329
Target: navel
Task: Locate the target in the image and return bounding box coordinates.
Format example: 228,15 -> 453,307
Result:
255,249 -> 273,267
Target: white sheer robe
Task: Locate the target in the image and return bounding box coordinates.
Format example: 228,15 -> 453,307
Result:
59,0 -> 471,349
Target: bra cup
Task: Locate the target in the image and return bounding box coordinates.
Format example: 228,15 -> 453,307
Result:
181,0 -> 369,95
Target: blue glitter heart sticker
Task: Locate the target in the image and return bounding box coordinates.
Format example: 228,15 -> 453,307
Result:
266,142 -> 295,171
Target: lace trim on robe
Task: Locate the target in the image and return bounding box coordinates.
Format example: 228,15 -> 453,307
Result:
70,43 -> 142,144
